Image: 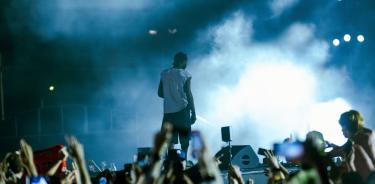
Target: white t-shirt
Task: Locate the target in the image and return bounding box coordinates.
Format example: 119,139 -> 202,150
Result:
161,68 -> 192,113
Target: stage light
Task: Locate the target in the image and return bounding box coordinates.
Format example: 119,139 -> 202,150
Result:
332,39 -> 340,46
168,28 -> 177,34
357,35 -> 365,42
148,30 -> 157,35
49,86 -> 55,91
343,34 -> 351,42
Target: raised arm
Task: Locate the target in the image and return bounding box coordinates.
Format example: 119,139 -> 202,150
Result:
66,136 -> 91,184
20,139 -> 38,177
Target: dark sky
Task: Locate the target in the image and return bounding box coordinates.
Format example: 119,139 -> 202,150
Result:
0,0 -> 242,115
1,0 -> 375,117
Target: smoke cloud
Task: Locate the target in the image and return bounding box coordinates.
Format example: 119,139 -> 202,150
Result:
188,12 -> 352,151
269,0 -> 299,17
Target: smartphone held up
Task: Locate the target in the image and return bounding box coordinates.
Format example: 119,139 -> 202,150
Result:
273,141 -> 304,159
191,130 -> 203,159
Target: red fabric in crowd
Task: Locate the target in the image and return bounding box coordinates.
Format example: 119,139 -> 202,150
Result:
33,145 -> 67,175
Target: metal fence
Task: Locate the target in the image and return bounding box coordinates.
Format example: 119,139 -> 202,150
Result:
0,105 -> 138,138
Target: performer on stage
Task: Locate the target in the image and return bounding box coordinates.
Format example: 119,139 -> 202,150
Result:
158,51 -> 196,158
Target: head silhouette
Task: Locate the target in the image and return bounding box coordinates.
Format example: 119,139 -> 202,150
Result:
306,131 -> 326,154
339,110 -> 364,138
173,52 -> 187,69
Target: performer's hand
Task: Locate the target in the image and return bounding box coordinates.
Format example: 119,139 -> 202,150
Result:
191,111 -> 196,125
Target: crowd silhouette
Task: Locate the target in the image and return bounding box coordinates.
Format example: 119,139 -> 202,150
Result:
1,110 -> 375,184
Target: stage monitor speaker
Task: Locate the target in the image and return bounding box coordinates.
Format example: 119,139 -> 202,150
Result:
215,145 -> 259,170
221,126 -> 231,142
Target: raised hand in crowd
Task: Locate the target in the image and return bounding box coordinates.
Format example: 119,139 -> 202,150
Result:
0,155 -> 7,184
58,161 -> 79,184
264,150 -> 287,184
153,123 -> 172,160
62,160 -> 80,184
60,168 -> 77,184
196,132 -> 223,184
20,139 -> 38,177
228,164 -> 245,184
0,152 -> 18,184
66,136 -> 91,184
46,146 -> 69,177
135,123 -> 172,184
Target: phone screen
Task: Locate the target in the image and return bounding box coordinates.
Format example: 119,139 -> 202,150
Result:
273,142 -> 304,158
191,130 -> 202,158
177,149 -> 186,160
99,177 -> 107,184
27,176 -> 48,184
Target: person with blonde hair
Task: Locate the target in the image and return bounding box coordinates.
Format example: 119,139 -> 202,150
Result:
330,110 -> 375,180
339,110 -> 365,139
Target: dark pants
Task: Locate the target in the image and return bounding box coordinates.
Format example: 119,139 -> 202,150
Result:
162,107 -> 191,154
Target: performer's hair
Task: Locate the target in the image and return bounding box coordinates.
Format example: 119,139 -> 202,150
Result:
173,52 -> 187,67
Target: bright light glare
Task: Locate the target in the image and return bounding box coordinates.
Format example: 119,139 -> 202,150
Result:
239,63 -> 316,112
343,34 -> 351,42
357,35 -> 365,42
168,28 -> 177,34
193,14 -> 353,150
148,30 -> 157,35
332,39 -> 340,46
307,98 -> 351,145
209,62 -> 317,142
49,86 -> 55,91
204,60 -> 353,148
